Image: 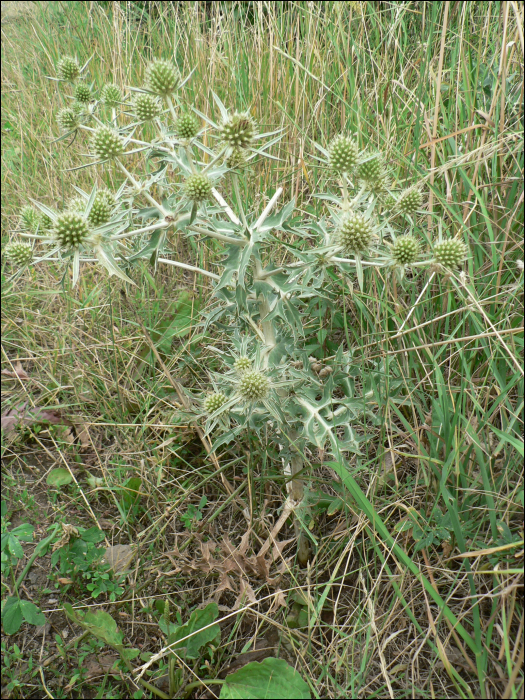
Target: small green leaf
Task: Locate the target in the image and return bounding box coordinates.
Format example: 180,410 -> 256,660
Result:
162,602 -> 220,659
19,600 -> 46,626
220,658 -> 310,699
46,469 -> 73,487
2,597 -> 23,635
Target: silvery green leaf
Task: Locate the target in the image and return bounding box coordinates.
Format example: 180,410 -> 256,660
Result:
210,90 -> 229,121
94,246 -> 135,285
72,250 -> 80,287
29,200 -> 58,222
84,185 -> 98,219
191,107 -> 219,130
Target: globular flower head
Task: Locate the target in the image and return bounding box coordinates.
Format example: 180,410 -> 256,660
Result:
335,212 -> 374,255
57,56 -> 80,82
219,112 -> 257,149
237,370 -> 270,402
328,135 -> 359,173
383,194 -> 396,210
233,356 -> 251,374
91,126 -> 125,160
20,206 -> 41,233
226,147 -> 248,169
53,212 -> 91,249
357,151 -> 384,184
101,84 -> 121,107
74,81 -> 91,104
4,242 -> 33,266
134,92 -> 161,121
184,173 -> 212,203
67,197 -> 87,214
433,238 -> 467,269
40,213 -> 53,231
396,186 -> 423,215
175,112 -> 199,140
145,59 -> 179,97
204,391 -> 228,414
392,235 -> 420,266
57,107 -> 80,132
88,189 -> 116,226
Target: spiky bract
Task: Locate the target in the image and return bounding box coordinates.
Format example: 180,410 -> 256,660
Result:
134,93 -> 161,121
204,392 -> 228,414
57,108 -> 79,132
328,135 -> 359,173
433,239 -> 467,269
184,173 -> 212,203
57,56 -> 80,82
20,206 -> 40,233
219,112 -> 257,149
74,82 -> 91,104
234,356 -> 251,373
145,59 -> 179,97
396,187 -> 423,215
4,242 -> 33,266
101,84 -> 121,106
237,370 -> 270,402
175,112 -> 199,140
91,126 -> 125,160
53,212 -> 91,249
392,235 -> 420,265
335,212 -> 374,255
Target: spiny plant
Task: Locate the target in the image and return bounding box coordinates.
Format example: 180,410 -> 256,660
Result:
4,54 -> 472,565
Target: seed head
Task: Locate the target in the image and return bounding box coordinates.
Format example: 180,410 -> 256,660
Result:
74,82 -> 91,104
328,135 -> 359,173
20,206 -> 41,233
204,392 -> 228,414
91,126 -> 125,160
226,147 -> 248,169
234,356 -> 251,373
396,186 -> 423,215
53,212 -> 91,249
101,84 -> 121,107
335,212 -> 374,255
134,92 -> 161,121
184,173 -> 212,203
145,59 -> 179,97
392,235 -> 420,265
4,242 -> 33,266
238,370 -> 270,402
219,112 -> 257,149
89,190 -> 116,226
57,107 -> 80,132
357,152 -> 384,183
383,194 -> 396,210
57,56 -> 80,82
433,239 -> 467,269
175,112 -> 199,140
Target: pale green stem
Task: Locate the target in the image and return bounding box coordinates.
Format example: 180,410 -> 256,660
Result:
201,145 -> 227,174
232,174 -> 249,230
185,145 -> 198,174
109,221 -> 170,241
187,224 -> 247,246
332,256 -> 386,267
165,95 -> 178,125
157,258 -> 220,280
115,159 -> 168,217
340,177 -> 350,211
254,187 -> 283,231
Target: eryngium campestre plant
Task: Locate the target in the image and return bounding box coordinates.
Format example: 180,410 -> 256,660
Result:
433,239 -> 467,269
396,186 -> 423,214
392,235 -> 420,265
219,112 -> 257,149
74,82 -> 91,104
357,152 -> 384,183
4,242 -> 33,266
335,212 -> 374,255
57,56 -> 80,82
101,84 -> 121,106
226,147 -> 248,169
204,392 -> 228,414
53,212 -> 91,249
328,135 -> 359,173
145,59 -> 179,97
237,370 -> 270,402
91,126 -> 125,160
234,356 -> 252,373
174,112 -> 199,140
57,107 -> 80,132
184,173 -> 212,203
134,93 -> 161,121
20,206 -> 40,232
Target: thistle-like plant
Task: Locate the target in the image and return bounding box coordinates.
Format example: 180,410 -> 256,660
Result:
5,55 -> 469,563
